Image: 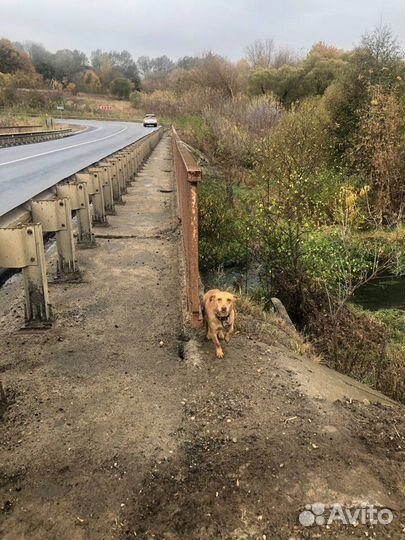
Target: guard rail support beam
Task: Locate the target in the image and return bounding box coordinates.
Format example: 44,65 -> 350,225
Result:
56,183 -> 95,248
31,198 -> 79,279
90,165 -> 115,215
105,158 -> 124,204
116,153 -> 129,193
0,224 -> 52,327
75,172 -> 108,226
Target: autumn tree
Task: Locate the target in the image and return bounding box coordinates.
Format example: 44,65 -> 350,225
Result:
248,45 -> 346,106
325,25 -> 405,155
349,86 -> 405,224
0,38 -> 35,74
24,41 -> 55,80
92,49 -> 140,89
52,49 -> 87,83
110,50 -> 140,86
76,69 -> 102,92
0,38 -> 41,88
189,53 -> 242,99
249,98 -> 333,317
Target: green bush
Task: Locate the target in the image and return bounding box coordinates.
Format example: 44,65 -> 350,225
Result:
129,91 -> 142,108
198,178 -> 249,270
110,77 -> 132,99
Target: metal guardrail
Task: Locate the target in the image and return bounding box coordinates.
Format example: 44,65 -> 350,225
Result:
171,126 -> 203,328
0,128 -> 73,148
0,127 -> 164,328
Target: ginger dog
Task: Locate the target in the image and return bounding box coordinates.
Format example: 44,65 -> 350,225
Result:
203,289 -> 237,358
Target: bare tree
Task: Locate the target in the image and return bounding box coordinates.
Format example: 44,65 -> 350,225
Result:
245,38 -> 275,68
272,46 -> 298,68
189,53 -> 240,99
360,24 -> 402,64
246,38 -> 298,69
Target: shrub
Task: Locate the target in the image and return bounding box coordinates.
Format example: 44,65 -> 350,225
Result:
198,177 -> 249,270
110,77 -> 132,99
129,90 -> 142,108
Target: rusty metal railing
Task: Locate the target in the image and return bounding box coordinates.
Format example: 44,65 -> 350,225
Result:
171,127 -> 203,328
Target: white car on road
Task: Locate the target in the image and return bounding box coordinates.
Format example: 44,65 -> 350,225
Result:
143,114 -> 158,128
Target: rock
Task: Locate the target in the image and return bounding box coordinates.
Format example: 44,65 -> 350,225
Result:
271,297 -> 295,327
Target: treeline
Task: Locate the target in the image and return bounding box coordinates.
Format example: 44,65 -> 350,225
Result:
0,38 -> 200,98
0,38 -> 139,96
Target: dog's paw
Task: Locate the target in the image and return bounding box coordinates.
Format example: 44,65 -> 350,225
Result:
224,335 -> 231,343
215,348 -> 224,359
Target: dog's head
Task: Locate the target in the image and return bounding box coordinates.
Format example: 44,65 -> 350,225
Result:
209,290 -> 237,318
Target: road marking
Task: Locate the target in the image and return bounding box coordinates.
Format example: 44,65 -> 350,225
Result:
0,126 -> 129,167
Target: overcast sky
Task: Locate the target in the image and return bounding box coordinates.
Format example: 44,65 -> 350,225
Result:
1,0 -> 404,60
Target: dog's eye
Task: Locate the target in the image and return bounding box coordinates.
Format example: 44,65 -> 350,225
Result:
217,298 -> 222,302
227,299 -> 231,303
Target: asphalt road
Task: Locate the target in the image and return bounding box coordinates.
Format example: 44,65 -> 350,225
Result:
0,119 -> 158,216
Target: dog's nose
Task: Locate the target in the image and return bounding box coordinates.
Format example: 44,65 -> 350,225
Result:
221,306 -> 227,312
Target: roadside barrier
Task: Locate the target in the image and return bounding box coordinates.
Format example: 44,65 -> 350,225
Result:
171,127 -> 203,328
0,128 -> 74,148
0,127 -> 163,328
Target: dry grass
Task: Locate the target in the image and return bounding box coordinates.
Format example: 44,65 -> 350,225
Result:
0,114 -> 43,128
236,294 -> 316,359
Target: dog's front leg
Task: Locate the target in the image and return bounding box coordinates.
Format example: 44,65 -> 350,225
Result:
224,326 -> 234,343
209,331 -> 224,358
224,315 -> 235,343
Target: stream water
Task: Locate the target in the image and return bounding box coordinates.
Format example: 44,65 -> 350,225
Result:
351,275 -> 405,311
202,268 -> 405,312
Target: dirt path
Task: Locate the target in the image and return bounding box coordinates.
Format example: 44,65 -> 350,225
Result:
0,135 -> 404,540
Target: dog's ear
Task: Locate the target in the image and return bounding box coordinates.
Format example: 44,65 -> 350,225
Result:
209,293 -> 217,302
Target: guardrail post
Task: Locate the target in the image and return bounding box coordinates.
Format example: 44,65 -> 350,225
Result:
119,151 -> 131,184
106,158 -> 124,204
76,172 -> 108,226
92,174 -> 107,226
118,156 -> 128,194
31,198 -> 79,280
57,183 -> 96,248
90,165 -> 115,215
116,153 -> 129,193
134,147 -> 141,173
126,148 -> 136,181
0,224 -> 52,327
